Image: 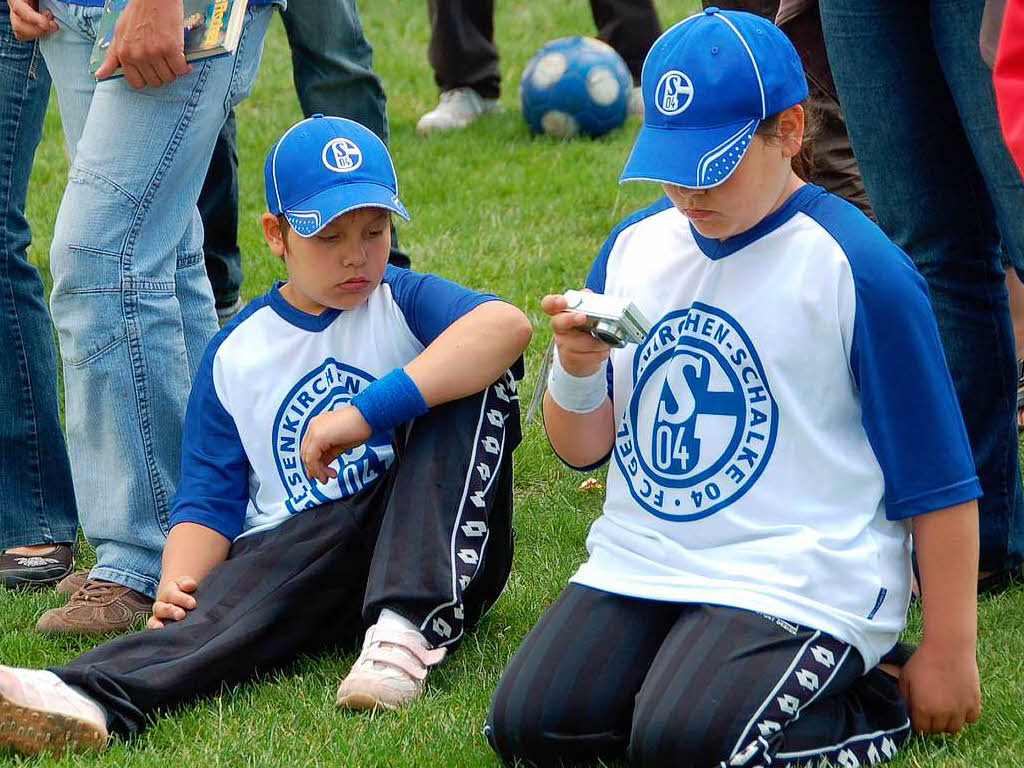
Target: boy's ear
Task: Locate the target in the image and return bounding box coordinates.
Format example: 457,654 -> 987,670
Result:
262,212 -> 287,260
777,104 -> 805,159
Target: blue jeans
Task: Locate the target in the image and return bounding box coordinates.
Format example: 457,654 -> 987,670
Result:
0,4 -> 78,551
199,0 -> 401,307
820,0 -> 1024,572
38,0 -> 273,596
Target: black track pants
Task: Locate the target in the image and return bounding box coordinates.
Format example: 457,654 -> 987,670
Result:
54,374 -> 521,736
487,584 -> 910,767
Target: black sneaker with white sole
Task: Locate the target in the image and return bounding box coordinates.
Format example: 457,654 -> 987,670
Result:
0,545 -> 75,590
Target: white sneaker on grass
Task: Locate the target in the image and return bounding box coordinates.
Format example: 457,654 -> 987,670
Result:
0,667 -> 108,755
416,88 -> 500,135
336,625 -> 447,711
630,85 -> 644,115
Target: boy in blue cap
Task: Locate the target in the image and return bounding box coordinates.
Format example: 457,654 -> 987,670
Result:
0,116 -> 532,755
488,8 -> 981,767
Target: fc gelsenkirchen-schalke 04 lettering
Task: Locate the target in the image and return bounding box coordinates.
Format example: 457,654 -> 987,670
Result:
615,303 -> 778,521
273,359 -> 394,513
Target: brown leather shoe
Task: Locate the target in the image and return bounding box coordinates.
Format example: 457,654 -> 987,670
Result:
36,580 -> 153,636
55,569 -> 90,599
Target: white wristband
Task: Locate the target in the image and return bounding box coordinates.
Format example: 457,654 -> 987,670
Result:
547,347 -> 609,414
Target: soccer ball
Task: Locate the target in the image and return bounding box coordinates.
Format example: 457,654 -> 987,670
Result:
520,36 -> 632,139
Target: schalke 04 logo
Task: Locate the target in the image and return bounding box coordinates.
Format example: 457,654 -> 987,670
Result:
615,303 -> 777,521
273,358 -> 394,513
655,70 -> 694,116
322,137 -> 362,173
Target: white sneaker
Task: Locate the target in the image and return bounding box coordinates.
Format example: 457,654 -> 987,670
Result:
336,625 -> 447,711
0,667 -> 108,755
416,88 -> 500,135
630,85 -> 644,116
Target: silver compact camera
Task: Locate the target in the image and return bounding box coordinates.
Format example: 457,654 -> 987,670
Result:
562,290 -> 651,348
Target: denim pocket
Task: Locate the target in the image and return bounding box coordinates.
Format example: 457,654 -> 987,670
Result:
48,167 -> 131,366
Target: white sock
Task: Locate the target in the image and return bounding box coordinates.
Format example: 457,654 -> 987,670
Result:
376,608 -> 424,640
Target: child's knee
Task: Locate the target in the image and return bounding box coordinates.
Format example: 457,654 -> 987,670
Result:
486,673 -> 615,767
629,707 -> 737,768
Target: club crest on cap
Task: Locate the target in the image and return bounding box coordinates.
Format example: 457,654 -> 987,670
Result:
655,70 -> 694,116
322,137 -> 362,173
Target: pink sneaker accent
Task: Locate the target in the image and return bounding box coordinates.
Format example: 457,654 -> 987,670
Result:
336,625 -> 447,711
0,667 -> 108,755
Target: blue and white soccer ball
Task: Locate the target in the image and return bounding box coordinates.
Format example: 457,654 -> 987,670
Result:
520,36 -> 632,139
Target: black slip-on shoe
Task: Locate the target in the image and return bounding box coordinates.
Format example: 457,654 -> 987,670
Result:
0,545 -> 75,590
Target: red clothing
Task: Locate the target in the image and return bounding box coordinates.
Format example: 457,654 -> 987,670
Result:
995,0 -> 1024,176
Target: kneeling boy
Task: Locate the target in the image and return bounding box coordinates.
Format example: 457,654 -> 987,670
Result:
0,116 -> 532,755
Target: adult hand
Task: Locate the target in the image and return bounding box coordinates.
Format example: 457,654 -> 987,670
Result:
148,576 -> 199,629
898,642 -> 981,733
95,0 -> 191,88
541,290 -> 611,377
300,405 -> 374,485
9,0 -> 58,41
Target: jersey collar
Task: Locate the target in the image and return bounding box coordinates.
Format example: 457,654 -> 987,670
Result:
689,184 -> 824,260
268,282 -> 343,331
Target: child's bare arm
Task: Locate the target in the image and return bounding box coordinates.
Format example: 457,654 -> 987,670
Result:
900,500 -> 981,733
541,293 -> 615,468
301,300 -> 531,483
148,522 -> 231,629
404,300 -> 533,405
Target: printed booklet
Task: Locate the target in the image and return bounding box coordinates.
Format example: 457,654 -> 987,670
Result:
90,0 -> 247,78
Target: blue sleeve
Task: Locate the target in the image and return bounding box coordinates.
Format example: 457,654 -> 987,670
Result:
382,265 -> 499,346
805,196 -> 981,520
168,342 -> 250,541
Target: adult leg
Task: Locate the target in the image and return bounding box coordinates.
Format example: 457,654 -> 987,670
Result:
820,0 -> 1024,574
364,371 -> 522,648
197,111 -> 244,318
778,2 -> 874,217
628,605 -> 910,768
486,584 -> 681,766
588,0 -> 662,84
930,0 -> 1024,569
426,0 -> 499,99
49,487 -> 388,737
280,0 -> 410,267
0,4 -> 78,563
37,1 -> 273,602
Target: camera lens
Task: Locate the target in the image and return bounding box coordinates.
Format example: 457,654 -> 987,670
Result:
592,321 -> 626,348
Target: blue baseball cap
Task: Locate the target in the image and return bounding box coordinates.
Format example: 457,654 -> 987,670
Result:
264,115 -> 409,237
621,7 -> 808,189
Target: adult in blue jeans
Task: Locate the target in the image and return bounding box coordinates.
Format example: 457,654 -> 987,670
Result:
0,2 -> 79,591
202,0 -> 407,321
10,0 -> 278,634
819,0 -> 1024,589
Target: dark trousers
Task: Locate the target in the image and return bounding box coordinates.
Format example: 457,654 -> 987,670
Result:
427,0 -> 661,98
54,374 -> 521,736
487,585 -> 910,768
702,0 -> 873,217
199,0 -> 406,308
820,0 -> 1024,572
0,5 -> 79,549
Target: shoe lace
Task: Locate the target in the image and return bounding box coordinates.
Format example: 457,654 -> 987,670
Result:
73,580 -> 123,603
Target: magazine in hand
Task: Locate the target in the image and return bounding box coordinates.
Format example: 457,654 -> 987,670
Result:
89,0 -> 248,78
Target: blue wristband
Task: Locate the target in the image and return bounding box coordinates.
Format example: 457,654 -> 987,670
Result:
351,368 -> 429,434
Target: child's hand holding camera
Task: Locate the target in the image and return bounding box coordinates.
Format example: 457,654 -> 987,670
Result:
541,291 -> 611,378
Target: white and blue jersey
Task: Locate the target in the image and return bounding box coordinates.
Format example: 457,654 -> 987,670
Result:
571,184 -> 981,667
169,266 -> 496,542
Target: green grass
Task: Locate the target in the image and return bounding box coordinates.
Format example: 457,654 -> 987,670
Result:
5,1 -> 1024,765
